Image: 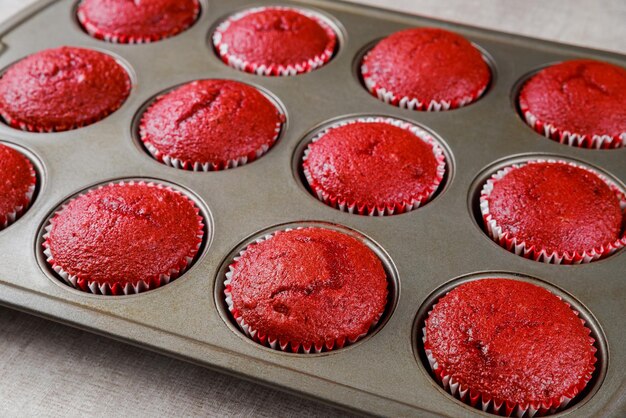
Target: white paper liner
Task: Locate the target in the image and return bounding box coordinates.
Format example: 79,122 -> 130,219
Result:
0,153 -> 37,230
212,6 -> 337,76
42,180 -> 204,296
77,0 -> 201,44
224,227 -> 386,353
422,291 -> 597,417
480,159 -> 626,264
360,57 -> 487,111
139,83 -> 284,171
302,116 -> 446,216
521,108 -> 625,150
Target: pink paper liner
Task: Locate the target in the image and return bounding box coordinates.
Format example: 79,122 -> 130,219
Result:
76,0 -> 201,44
212,6 -> 337,76
480,159 -> 626,264
302,117 -> 447,216
360,53 -> 488,111
138,83 -> 285,171
422,293 -> 597,417
224,227 -> 385,353
520,105 -> 625,150
42,180 -> 204,296
0,155 -> 37,230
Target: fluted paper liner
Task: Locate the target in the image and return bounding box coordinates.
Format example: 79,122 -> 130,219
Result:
302,116 -> 446,216
42,180 -> 204,295
480,159 -> 626,264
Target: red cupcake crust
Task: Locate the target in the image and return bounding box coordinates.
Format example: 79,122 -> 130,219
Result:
226,227 -> 388,352
519,60 -> 626,149
361,27 -> 491,110
77,0 -> 200,44
139,79 -> 284,171
303,118 -> 445,215
481,161 -> 625,261
0,144 -> 36,229
0,47 -> 131,132
213,7 -> 337,76
424,279 -> 596,412
43,182 -> 203,295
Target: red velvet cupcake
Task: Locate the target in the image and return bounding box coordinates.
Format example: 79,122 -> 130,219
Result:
0,144 -> 37,230
361,27 -> 491,111
224,227 -> 388,353
0,46 -> 131,132
519,60 -> 626,149
77,0 -> 200,44
212,6 -> 337,76
139,79 -> 284,171
302,117 -> 446,216
43,181 -> 204,295
423,278 -> 597,416
480,160 -> 626,264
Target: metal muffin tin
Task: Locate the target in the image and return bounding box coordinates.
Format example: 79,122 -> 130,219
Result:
0,0 -> 624,416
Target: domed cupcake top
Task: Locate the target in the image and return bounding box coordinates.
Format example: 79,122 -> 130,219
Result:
424,278 -> 596,413
225,227 -> 388,352
43,181 -> 204,295
139,79 -> 284,171
480,160 -> 625,263
213,7 -> 337,76
303,117 -> 446,215
77,0 -> 200,43
0,46 -> 131,132
519,59 -> 626,149
361,27 -> 491,110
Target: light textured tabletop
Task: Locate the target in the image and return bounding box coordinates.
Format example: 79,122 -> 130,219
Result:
0,1 -> 624,417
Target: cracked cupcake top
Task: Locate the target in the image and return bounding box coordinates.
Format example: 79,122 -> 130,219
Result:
227,227 -> 388,345
139,79 -> 284,170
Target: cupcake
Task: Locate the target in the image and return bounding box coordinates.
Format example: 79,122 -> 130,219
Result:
518,60 -> 626,149
480,160 -> 626,264
0,144 -> 37,230
212,6 -> 337,76
0,46 -> 131,132
43,181 -> 204,295
77,0 -> 200,44
139,79 -> 284,171
423,278 -> 597,416
302,117 -> 446,216
361,27 -> 491,110
224,227 -> 388,353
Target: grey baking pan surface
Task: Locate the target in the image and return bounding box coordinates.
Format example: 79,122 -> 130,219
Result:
0,0 -> 624,416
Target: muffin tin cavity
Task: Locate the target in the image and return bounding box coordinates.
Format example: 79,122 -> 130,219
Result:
210,5 -> 343,76
35,178 -> 213,297
74,0 -> 203,44
0,141 -> 43,232
132,79 -> 287,171
356,31 -> 496,111
413,272 -> 608,417
512,61 -> 626,150
293,116 -> 453,216
469,155 -> 626,264
214,221 -> 399,355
